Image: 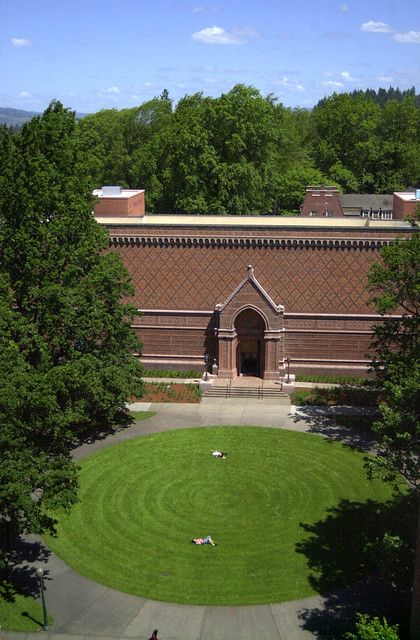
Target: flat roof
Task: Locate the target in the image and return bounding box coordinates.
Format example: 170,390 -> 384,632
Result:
394,191 -> 420,202
95,214 -> 411,230
93,188 -> 144,199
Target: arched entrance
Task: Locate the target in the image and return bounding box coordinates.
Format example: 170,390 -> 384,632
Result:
216,266 -> 284,380
234,309 -> 265,377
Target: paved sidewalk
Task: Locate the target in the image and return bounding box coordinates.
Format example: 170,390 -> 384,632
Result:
4,399 -> 380,640
142,376 -> 341,389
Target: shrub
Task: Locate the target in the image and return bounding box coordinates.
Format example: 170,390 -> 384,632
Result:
295,374 -> 372,385
143,369 -> 201,379
344,613 -> 399,640
290,387 -> 381,407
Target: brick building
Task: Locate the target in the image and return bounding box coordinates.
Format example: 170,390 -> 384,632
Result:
300,186 -> 403,220
94,188 -> 412,379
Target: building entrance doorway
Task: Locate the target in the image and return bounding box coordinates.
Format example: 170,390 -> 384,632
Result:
234,308 -> 265,377
238,339 -> 260,376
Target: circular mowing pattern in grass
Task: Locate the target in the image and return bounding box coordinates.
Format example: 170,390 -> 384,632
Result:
46,427 -> 394,606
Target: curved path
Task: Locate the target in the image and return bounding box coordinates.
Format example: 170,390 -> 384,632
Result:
4,398 -> 382,640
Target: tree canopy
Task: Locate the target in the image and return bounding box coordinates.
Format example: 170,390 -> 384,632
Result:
365,217 -> 419,640
0,102 -> 143,567
74,84 -> 420,214
367,228 -> 419,492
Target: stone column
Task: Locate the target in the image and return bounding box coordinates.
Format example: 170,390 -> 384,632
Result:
217,328 -> 237,379
263,330 -> 282,380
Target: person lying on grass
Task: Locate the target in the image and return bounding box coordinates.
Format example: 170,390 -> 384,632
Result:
192,535 -> 216,546
212,450 -> 227,458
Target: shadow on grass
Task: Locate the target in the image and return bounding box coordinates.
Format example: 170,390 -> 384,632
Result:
21,610 -> 44,629
296,493 -> 416,639
291,404 -> 378,452
67,407 -> 136,450
1,535 -> 51,602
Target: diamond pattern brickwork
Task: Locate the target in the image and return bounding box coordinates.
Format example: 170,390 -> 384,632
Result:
116,243 -> 380,315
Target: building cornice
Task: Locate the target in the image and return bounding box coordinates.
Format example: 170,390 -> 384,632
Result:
109,234 -> 397,250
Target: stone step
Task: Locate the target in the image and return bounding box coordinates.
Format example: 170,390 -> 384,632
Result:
205,386 -> 288,398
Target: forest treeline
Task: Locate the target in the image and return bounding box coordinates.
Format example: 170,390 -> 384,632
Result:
14,85 -> 420,214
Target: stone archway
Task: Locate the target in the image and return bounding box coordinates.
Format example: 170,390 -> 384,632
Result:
235,308 -> 265,377
215,266 -> 284,380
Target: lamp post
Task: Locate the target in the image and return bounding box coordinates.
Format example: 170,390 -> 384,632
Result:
204,353 -> 209,381
285,357 -> 291,383
36,567 -> 49,631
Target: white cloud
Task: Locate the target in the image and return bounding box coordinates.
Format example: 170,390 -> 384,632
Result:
273,76 -> 304,91
393,31 -> 420,44
340,4 -> 349,12
107,85 -> 120,93
19,91 -> 31,97
377,75 -> 393,83
11,37 -> 32,46
323,80 -> 344,88
361,20 -> 392,33
192,25 -> 257,45
192,5 -> 205,12
340,71 -> 357,82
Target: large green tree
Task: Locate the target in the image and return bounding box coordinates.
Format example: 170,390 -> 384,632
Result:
141,85 -> 305,214
311,92 -> 420,193
0,102 -> 143,568
367,222 -> 420,640
79,85 -> 308,214
367,231 -> 419,491
311,92 -> 381,192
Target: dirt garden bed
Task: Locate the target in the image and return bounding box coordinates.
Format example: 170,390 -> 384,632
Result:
134,382 -> 202,403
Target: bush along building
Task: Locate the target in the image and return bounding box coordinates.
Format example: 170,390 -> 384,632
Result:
93,185 -> 417,379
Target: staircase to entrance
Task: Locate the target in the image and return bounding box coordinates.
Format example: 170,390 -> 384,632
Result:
204,376 -> 289,399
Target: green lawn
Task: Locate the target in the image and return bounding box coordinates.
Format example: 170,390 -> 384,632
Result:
46,427 -> 395,606
0,588 -> 53,631
130,410 -> 156,421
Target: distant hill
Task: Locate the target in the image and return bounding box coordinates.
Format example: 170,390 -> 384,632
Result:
0,107 -> 40,127
0,107 -> 87,128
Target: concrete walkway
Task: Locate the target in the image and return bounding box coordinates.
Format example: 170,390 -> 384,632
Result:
4,398 -> 380,640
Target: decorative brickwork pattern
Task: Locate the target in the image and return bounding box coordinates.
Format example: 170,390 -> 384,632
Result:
116,242 -> 382,314
102,222 -> 409,376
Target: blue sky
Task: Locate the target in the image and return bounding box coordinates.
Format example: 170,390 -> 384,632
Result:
1,0 -> 419,113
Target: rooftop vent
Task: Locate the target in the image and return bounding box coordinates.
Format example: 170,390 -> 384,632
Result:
102,185 -> 122,196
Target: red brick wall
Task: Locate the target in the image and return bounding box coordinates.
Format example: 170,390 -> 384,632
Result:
104,223 -> 407,375
393,194 -> 418,220
300,187 -> 344,217
117,242 -> 380,314
94,192 -> 145,216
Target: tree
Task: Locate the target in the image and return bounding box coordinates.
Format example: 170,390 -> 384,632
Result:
0,276 -> 79,572
0,102 -> 143,568
137,85 -> 303,214
310,93 -> 381,192
375,97 -> 420,192
271,165 -> 328,213
367,232 -> 419,491
367,221 -> 420,639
